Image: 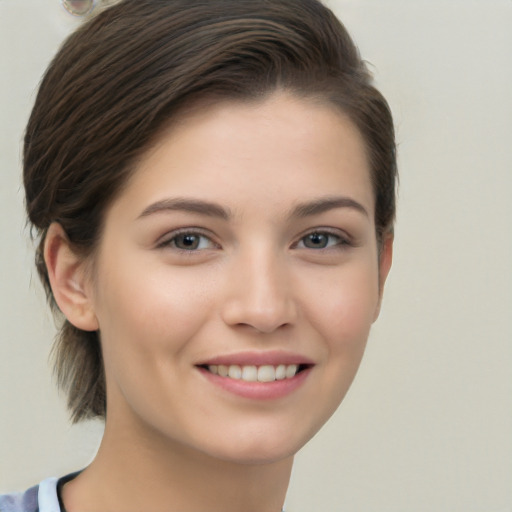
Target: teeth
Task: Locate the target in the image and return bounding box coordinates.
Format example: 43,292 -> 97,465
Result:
258,365 -> 275,382
285,364 -> 298,378
242,365 -> 258,382
228,365 -> 242,379
207,363 -> 301,382
275,364 -> 286,380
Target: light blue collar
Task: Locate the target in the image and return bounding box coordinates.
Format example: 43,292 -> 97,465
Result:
38,477 -> 60,512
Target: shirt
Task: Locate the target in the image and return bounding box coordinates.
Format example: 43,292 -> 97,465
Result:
0,477 -> 61,512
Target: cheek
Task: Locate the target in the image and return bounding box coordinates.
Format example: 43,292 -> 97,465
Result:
91,257 -> 219,423
321,269 -> 378,384
92,255 -> 218,364
289,261 -> 380,439
309,261 -> 380,348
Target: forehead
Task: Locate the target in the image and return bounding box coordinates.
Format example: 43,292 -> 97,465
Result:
112,92 -> 374,221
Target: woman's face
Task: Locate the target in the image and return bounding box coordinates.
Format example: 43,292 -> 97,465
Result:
86,92 -> 392,464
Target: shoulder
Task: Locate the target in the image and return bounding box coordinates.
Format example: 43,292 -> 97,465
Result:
0,477 -> 59,512
0,485 -> 39,512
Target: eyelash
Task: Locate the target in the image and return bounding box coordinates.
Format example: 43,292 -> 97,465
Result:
156,228 -> 218,252
292,229 -> 352,251
157,228 -> 352,253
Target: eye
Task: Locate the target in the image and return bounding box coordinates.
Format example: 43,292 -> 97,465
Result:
158,230 -> 217,251
296,231 -> 348,250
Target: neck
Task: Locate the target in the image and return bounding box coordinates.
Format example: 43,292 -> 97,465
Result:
62,417 -> 293,512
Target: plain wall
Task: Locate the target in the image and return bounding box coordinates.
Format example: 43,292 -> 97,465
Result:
1,1 -> 511,510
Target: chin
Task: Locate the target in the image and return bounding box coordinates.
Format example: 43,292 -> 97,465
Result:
209,442 -> 298,466
196,422 -> 318,466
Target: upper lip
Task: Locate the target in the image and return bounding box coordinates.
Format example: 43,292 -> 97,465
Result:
197,350 -> 315,367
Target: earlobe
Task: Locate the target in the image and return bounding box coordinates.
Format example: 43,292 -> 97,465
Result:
373,233 -> 393,322
44,223 -> 99,331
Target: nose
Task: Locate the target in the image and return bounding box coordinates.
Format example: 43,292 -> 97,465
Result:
220,249 -> 298,334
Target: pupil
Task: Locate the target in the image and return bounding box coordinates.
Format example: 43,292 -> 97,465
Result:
179,234 -> 198,249
307,233 -> 327,248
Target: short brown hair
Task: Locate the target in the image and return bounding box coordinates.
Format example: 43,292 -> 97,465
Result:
24,0 -> 397,422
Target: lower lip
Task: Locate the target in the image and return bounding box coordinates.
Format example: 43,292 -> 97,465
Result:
197,366 -> 312,400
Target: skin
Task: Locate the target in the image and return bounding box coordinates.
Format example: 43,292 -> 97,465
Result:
45,92 -> 392,512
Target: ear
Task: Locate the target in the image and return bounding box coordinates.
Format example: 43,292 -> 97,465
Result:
373,233 -> 393,322
44,223 -> 99,331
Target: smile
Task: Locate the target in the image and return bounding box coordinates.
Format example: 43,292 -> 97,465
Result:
196,351 -> 314,399
205,364 -> 303,383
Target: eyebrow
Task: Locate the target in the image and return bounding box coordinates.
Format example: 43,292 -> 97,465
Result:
137,195 -> 368,221
138,198 -> 231,220
291,196 -> 369,218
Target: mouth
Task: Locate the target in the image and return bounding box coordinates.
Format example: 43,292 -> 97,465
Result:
198,363 -> 312,383
195,351 -> 315,399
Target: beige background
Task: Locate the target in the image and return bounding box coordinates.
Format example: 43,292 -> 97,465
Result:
1,1 -> 511,510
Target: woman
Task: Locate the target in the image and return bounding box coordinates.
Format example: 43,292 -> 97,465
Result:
1,0 -> 396,511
